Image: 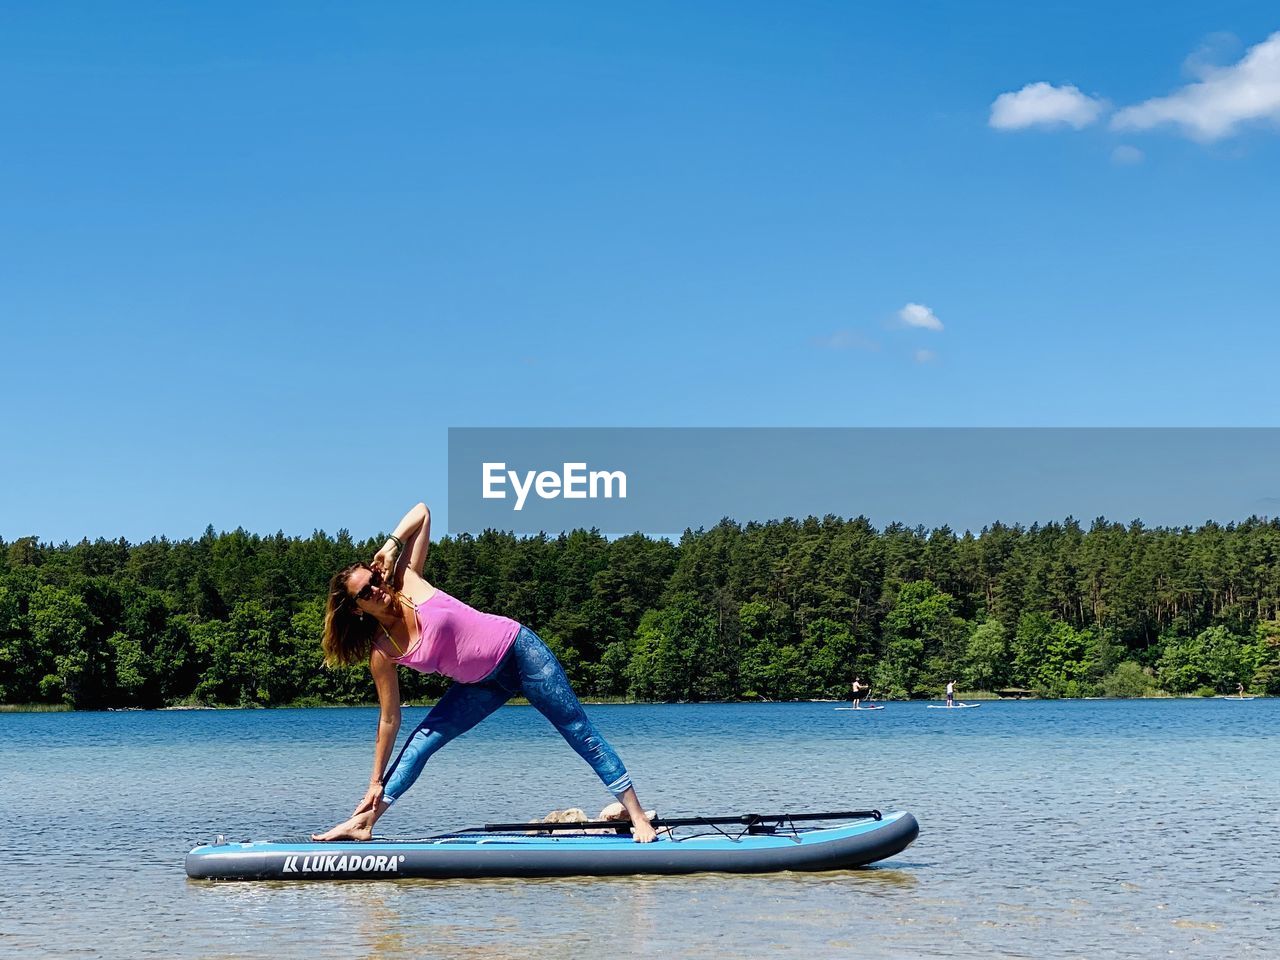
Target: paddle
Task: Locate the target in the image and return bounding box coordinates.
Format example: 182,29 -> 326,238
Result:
477,809 -> 882,833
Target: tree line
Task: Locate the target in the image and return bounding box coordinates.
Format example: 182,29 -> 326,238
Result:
2,514 -> 1279,709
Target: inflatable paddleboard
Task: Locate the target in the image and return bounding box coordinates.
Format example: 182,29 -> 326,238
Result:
1221,696 -> 1256,700
834,705 -> 885,711
186,811 -> 919,881
926,703 -> 981,709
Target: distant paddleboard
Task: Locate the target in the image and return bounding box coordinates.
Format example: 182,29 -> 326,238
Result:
834,705 -> 885,711
926,703 -> 981,710
1221,696 -> 1256,701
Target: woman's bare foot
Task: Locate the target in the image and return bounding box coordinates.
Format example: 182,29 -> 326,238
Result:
611,787 -> 660,843
598,800 -> 658,842
311,811 -> 375,842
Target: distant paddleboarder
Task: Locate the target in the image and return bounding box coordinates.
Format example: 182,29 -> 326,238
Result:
945,679 -> 955,707
313,501 -> 657,844
850,677 -> 871,709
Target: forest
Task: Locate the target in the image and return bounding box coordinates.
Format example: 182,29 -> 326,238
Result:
2,514 -> 1279,708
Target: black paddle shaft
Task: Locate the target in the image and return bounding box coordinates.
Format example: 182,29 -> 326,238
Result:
479,809 -> 882,833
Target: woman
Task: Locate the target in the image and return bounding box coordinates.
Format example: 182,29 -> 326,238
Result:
313,502 -> 657,843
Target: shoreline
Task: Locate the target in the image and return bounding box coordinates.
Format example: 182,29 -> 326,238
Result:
1,693 -> 1266,713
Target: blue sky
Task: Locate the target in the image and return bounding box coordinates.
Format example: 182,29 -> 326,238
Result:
3,1 -> 1279,542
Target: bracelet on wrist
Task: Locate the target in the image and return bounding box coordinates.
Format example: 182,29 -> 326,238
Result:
387,535 -> 403,550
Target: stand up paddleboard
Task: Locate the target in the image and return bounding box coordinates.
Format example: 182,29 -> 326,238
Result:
834,705 -> 885,711
926,703 -> 981,709
1221,696 -> 1256,700
186,810 -> 919,881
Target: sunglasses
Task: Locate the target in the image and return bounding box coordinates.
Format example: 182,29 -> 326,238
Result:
352,567 -> 384,602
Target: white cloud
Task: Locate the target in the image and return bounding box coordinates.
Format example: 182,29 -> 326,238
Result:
1182,32 -> 1242,80
813,330 -> 879,351
989,82 -> 1107,130
914,349 -> 938,364
1112,31 -> 1280,141
1111,144 -> 1145,165
898,303 -> 943,331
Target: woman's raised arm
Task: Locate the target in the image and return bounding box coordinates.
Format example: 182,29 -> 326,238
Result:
373,502 -> 431,584
403,503 -> 431,576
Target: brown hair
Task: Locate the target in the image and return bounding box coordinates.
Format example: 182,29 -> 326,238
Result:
322,562 -> 379,667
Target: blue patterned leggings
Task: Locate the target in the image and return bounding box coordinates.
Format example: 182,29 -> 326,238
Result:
381,626 -> 632,805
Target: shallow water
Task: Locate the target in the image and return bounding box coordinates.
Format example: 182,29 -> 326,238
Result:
1,699 -> 1277,958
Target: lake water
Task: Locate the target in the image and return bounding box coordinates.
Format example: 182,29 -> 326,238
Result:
1,699 -> 1276,959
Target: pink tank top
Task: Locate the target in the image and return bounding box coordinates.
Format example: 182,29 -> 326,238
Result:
380,589 -> 520,683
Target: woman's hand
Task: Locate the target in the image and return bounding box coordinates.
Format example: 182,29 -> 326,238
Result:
372,541 -> 401,586
353,781 -> 385,816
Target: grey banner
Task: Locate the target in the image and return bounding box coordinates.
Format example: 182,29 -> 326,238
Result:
447,428 -> 1280,536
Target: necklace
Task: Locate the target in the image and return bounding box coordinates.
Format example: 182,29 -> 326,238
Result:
379,589 -> 417,656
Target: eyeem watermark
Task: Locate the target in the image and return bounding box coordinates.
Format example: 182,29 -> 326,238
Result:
482,462 -> 628,511
449,428 -> 1280,536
